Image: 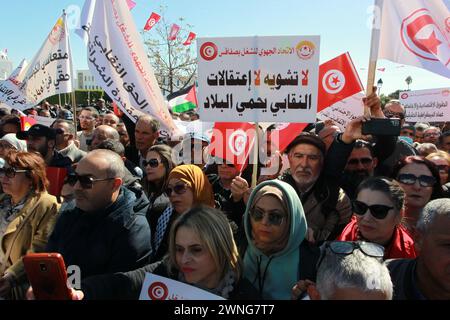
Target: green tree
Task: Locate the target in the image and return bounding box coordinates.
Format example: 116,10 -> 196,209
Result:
405,76 -> 412,90
142,5 -> 197,96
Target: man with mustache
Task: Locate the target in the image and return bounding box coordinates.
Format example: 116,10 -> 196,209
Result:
279,133 -> 352,244
45,149 -> 152,280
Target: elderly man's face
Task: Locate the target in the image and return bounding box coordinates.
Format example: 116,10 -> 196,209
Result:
416,214 -> 450,298
102,114 -> 119,128
73,156 -> 117,212
288,143 -> 323,191
423,128 -> 441,144
90,126 -> 114,150
384,103 -> 405,126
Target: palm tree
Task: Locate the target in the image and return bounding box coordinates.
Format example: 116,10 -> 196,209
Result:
405,76 -> 412,90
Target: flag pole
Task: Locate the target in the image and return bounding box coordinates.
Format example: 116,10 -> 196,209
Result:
365,0 -> 382,116
251,122 -> 259,188
58,94 -> 62,108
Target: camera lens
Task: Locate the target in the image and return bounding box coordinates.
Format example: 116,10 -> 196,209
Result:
39,263 -> 48,272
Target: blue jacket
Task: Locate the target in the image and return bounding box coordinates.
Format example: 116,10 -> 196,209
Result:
46,187 -> 152,278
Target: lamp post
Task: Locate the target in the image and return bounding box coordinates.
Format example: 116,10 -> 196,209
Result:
377,78 -> 383,95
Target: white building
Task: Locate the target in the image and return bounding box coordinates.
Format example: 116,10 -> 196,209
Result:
77,69 -> 102,90
0,50 -> 13,80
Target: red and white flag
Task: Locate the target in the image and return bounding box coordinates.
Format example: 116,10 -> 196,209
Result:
126,0 -> 136,10
209,122 -> 256,172
183,32 -> 196,46
267,123 -> 309,153
144,12 -> 161,31
376,0 -> 450,78
168,24 -> 180,41
318,52 -> 363,112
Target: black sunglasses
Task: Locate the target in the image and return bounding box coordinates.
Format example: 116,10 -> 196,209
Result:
66,173 -> 115,189
383,110 -> 405,120
142,158 -> 160,168
250,208 -> 286,226
0,167 -> 29,178
317,241 -> 384,269
397,173 -> 436,187
352,200 -> 394,220
165,183 -> 188,197
347,158 -> 373,166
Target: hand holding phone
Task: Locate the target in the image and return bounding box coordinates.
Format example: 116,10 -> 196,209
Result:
23,253 -> 72,300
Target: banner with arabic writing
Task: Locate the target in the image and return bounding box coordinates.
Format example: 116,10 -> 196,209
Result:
76,0 -> 178,136
197,36 -> 320,123
0,14 -> 73,110
400,88 -> 450,122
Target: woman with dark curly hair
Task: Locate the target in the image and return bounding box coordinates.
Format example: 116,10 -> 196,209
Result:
0,151 -> 59,299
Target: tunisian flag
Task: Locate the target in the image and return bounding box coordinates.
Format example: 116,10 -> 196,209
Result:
209,122 -> 256,172
183,32 -> 196,46
268,123 -> 309,153
317,52 -> 363,112
168,24 -> 181,41
376,0 -> 450,78
144,12 -> 161,31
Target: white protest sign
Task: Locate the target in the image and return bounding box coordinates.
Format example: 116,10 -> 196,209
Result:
197,36 -> 320,123
0,14 -> 73,110
317,92 -> 365,130
76,0 -> 179,136
139,273 -> 225,300
400,88 -> 450,122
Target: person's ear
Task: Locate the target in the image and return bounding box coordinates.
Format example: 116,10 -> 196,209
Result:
48,139 -> 55,149
307,284 -> 321,300
112,177 -> 122,191
372,157 -> 379,168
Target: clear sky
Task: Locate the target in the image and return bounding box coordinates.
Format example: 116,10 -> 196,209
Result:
1,0 -> 449,95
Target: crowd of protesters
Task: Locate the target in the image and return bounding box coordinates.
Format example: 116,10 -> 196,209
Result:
0,90 -> 449,301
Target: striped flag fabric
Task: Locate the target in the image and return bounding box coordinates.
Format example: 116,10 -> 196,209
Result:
167,86 -> 197,113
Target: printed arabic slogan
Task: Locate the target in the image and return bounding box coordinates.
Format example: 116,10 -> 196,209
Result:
197,36 -> 320,123
400,88 -> 450,122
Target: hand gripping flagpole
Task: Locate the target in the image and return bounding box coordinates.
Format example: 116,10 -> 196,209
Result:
63,10 -> 78,130
365,0 -> 382,117
251,122 -> 259,188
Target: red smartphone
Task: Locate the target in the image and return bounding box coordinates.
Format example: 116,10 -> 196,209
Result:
23,253 -> 72,300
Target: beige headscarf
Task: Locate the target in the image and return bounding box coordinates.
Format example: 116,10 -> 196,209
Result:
249,185 -> 291,256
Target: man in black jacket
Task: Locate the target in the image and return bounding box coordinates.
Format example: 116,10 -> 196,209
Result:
45,149 -> 152,280
387,198 -> 450,300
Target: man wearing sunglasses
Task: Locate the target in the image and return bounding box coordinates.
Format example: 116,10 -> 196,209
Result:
45,149 -> 152,279
16,124 -> 72,169
387,199 -> 450,300
51,120 -> 86,163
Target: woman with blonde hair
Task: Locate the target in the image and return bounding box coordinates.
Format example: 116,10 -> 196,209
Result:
48,206 -> 259,300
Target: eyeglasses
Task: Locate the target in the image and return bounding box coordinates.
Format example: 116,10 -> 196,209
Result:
352,200 -> 394,220
250,208 -> 286,226
165,183 -> 188,197
424,132 -> 441,137
317,241 -> 384,269
0,167 -> 29,178
65,173 -> 115,189
383,110 -> 405,119
142,158 -> 160,168
347,158 -> 373,166
397,173 -> 436,187
79,115 -> 94,121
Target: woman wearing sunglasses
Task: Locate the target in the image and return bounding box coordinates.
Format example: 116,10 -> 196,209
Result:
0,151 -> 59,299
241,179 -> 317,300
142,144 -> 174,220
338,177 -> 416,259
41,207 -> 259,300
391,156 -> 443,237
149,164 -> 215,263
